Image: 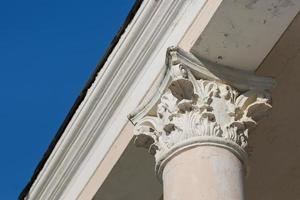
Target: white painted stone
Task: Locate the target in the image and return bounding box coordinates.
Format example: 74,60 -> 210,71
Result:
131,47 -> 272,199
131,47 -> 272,178
163,146 -> 244,200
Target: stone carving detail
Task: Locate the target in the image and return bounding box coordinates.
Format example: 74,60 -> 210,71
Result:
133,64 -> 271,169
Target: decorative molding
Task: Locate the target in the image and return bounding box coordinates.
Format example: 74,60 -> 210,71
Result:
26,1 -> 209,199
129,47 -> 274,179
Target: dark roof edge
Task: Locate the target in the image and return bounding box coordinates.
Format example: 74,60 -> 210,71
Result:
19,1 -> 143,199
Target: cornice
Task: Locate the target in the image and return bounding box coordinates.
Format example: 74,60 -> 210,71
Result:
25,0 -> 208,199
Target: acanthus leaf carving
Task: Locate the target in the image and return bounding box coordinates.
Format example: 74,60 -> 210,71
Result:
130,47 -> 273,178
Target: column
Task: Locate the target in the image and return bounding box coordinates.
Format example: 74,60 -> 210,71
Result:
131,48 -> 272,200
162,146 -> 244,200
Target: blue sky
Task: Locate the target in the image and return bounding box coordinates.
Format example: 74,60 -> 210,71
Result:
0,0 -> 135,199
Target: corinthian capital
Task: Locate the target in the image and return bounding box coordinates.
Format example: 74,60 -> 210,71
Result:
129,47 -> 274,178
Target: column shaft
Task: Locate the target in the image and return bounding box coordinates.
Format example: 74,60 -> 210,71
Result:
163,146 -> 245,200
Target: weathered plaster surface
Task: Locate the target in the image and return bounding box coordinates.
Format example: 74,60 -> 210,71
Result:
191,0 -> 300,71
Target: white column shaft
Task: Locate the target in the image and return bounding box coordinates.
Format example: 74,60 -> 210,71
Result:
163,146 -> 245,200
